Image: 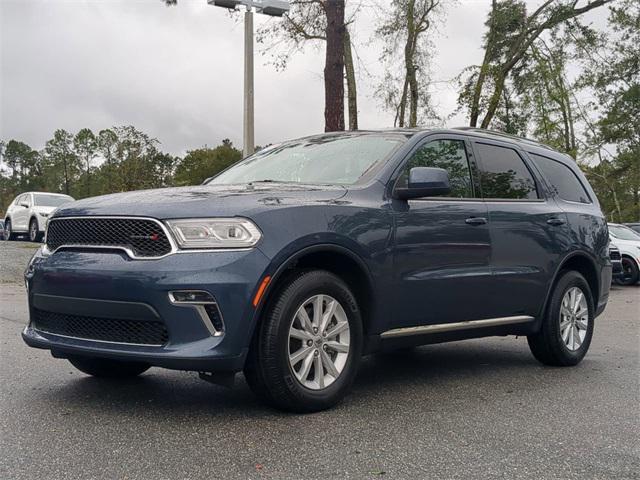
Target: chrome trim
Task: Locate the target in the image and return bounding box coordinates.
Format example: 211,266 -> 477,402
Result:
168,290 -> 225,337
380,315 -> 535,339
31,328 -> 164,348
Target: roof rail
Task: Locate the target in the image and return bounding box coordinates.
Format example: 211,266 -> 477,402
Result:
454,127 -> 560,153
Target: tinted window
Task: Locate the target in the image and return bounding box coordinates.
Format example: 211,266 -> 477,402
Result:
397,139 -> 474,198
476,144 -> 538,199
530,154 -> 591,203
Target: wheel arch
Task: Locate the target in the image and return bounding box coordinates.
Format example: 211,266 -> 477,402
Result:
541,251 -> 601,324
253,244 -> 376,336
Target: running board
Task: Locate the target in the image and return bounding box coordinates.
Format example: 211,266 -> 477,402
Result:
380,315 -> 535,339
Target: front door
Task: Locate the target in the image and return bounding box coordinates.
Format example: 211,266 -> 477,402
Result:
14,194 -> 30,231
390,135 -> 494,328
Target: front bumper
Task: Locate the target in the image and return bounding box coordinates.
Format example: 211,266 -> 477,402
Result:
22,247 -> 271,372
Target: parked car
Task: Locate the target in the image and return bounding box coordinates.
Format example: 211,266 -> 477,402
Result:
0,219 -> 5,241
624,223 -> 640,234
608,223 -> 640,286
4,192 -> 74,242
22,128 -> 611,412
609,245 -> 623,282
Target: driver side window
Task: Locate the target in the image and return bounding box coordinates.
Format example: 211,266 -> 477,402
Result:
397,139 -> 475,198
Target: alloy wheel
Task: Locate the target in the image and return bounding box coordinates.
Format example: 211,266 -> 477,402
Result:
559,286 -> 589,351
288,294 -> 350,390
30,221 -> 38,242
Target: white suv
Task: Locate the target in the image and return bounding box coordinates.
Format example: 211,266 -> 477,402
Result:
608,223 -> 640,286
4,192 -> 74,242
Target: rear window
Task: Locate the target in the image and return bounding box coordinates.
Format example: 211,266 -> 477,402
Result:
530,154 -> 591,204
475,143 -> 538,200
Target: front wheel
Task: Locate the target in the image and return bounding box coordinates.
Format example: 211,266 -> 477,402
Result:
244,270 -> 363,412
69,356 -> 150,378
527,271 -> 594,366
616,257 -> 639,286
4,219 -> 16,241
29,218 -> 42,242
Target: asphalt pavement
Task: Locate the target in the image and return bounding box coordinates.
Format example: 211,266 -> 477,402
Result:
0,241 -> 638,479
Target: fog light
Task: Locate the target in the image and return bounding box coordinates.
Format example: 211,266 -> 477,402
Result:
168,290 -> 224,336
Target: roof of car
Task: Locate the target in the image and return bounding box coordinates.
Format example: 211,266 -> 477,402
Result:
21,192 -> 72,196
311,127 -> 562,154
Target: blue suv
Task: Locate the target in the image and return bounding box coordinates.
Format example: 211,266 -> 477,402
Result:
22,128 -> 611,412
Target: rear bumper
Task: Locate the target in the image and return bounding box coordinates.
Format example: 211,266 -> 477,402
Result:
22,247 -> 271,372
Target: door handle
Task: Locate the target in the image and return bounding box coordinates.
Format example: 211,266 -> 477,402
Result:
547,217 -> 566,226
465,217 -> 487,226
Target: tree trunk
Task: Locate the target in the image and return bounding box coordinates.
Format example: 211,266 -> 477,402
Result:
470,0 -> 497,127
343,29 -> 358,131
324,0 -> 345,132
480,71 -> 505,129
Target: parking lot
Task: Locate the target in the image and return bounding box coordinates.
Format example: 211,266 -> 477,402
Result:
1,240 -> 638,480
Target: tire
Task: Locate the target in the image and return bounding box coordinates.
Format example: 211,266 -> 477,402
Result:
616,257 -> 639,286
244,270 -> 363,413
4,219 -> 16,241
527,271 -> 594,366
29,218 -> 42,243
68,356 -> 150,378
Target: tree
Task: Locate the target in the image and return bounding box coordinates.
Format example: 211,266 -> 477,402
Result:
97,129 -> 118,191
460,0 -> 612,130
74,128 -> 97,196
173,140 -> 242,186
576,0 -> 640,221
258,0 -> 360,130
43,129 -> 79,196
323,0 -> 346,131
376,0 -> 441,127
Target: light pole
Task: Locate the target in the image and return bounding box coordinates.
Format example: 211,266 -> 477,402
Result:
208,0 -> 290,157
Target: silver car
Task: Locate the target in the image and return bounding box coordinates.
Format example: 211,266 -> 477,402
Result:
3,192 -> 74,242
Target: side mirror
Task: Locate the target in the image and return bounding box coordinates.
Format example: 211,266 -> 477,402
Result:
395,167 -> 451,200
19,202 -> 29,208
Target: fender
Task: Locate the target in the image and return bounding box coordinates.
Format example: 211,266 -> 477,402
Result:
245,242 -> 376,341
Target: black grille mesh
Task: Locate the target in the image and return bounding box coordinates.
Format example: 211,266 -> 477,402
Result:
46,217 -> 172,258
33,309 -> 169,345
609,249 -> 621,261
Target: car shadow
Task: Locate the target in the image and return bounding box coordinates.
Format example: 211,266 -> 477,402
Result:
36,339 -> 586,419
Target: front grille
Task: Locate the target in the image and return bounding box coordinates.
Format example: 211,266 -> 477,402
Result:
609,249 -> 621,261
46,217 -> 172,258
33,309 -> 169,345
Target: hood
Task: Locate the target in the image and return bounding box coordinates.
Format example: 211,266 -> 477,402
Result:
33,206 -> 57,216
53,183 -> 348,220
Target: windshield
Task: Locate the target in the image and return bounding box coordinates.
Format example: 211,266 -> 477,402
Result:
33,194 -> 73,207
609,225 -> 640,241
208,134 -> 405,186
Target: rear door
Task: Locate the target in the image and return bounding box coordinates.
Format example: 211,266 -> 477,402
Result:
390,134 -> 494,328
471,140 -> 570,319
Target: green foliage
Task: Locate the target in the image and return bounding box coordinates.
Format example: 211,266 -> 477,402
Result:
173,140 -> 242,186
0,126 -> 240,214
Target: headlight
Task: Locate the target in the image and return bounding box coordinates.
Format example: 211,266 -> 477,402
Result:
166,218 -> 261,249
39,212 -> 50,218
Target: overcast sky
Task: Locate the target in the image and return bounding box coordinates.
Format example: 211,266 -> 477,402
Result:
0,0 -> 607,156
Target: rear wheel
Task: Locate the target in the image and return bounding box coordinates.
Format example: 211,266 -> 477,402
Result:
29,218 -> 42,242
68,356 -> 150,378
616,257 -> 639,286
244,270 -> 363,412
527,271 -> 594,366
4,219 -> 16,241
